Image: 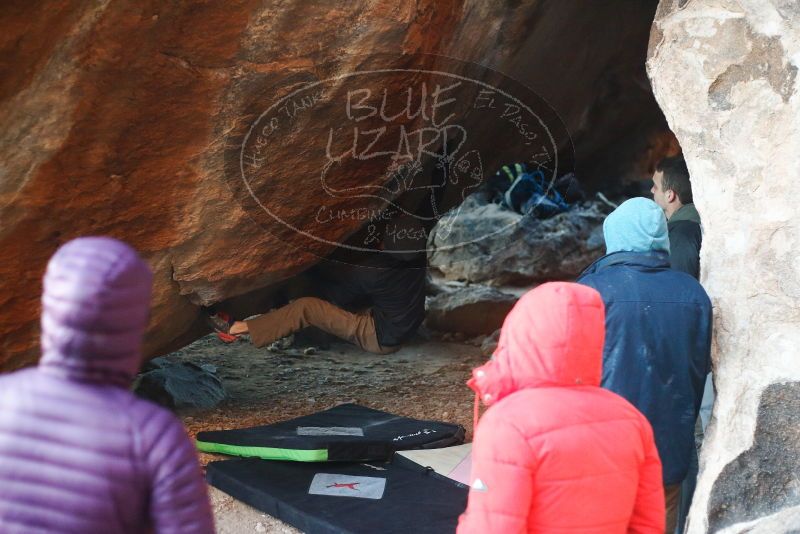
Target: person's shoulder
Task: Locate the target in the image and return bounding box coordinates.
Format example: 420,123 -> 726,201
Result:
576,263 -> 607,287
125,398 -> 196,472
602,389 -> 658,441
593,387 -> 648,417
669,219 -> 701,238
576,272 -> 599,287
128,395 -> 182,425
484,391 -> 544,431
669,218 -> 700,229
126,395 -> 188,444
577,260 -> 634,292
0,367 -> 34,387
488,388 -> 589,436
659,268 -> 711,304
0,369 -> 25,404
580,388 -> 657,443
474,398 -> 538,458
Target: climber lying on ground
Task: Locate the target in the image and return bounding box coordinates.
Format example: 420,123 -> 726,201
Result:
458,282 -> 665,533
207,242 -> 427,355
0,237 -> 214,533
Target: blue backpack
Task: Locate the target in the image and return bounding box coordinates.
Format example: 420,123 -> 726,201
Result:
496,163 -> 571,218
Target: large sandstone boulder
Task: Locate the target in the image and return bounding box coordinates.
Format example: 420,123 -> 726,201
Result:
648,1 -> 800,531
425,283 -> 518,336
428,196 -> 605,285
0,1 -> 669,370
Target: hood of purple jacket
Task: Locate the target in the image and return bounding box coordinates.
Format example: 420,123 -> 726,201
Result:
39,237 -> 153,386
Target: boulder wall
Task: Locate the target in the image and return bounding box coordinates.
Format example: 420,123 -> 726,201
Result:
648,1 -> 800,531
0,0 -> 668,370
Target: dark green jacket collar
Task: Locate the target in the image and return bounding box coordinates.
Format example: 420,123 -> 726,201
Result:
669,203 -> 700,224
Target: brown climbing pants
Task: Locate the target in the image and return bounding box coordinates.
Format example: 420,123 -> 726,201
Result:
665,484 -> 681,533
245,297 -> 399,355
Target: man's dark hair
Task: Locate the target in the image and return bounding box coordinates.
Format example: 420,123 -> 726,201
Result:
657,155 -> 693,204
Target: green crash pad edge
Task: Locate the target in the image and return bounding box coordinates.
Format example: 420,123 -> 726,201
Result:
195,440 -> 329,462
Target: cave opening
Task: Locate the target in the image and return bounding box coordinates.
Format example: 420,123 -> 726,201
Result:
145,0 -> 685,442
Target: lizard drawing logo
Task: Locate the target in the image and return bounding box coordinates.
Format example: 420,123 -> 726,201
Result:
327,482 -> 360,491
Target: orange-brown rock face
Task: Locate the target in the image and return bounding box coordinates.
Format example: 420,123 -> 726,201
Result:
0,0 -> 667,370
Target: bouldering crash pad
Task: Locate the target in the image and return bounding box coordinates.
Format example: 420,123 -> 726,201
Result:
196,404 -> 465,462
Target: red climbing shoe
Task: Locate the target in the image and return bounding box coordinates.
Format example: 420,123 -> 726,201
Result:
205,311 -> 242,343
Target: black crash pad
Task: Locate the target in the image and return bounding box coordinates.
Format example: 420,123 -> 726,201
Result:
206,454 -> 469,534
196,403 -> 465,462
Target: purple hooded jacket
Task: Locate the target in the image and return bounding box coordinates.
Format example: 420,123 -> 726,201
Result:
0,237 -> 214,533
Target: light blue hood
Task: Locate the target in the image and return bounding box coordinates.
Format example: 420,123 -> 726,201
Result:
603,197 -> 670,254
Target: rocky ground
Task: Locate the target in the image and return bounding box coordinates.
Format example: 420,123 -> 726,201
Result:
168,332 -> 486,533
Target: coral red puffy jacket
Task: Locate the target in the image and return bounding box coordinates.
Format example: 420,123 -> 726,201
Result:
458,282 -> 665,534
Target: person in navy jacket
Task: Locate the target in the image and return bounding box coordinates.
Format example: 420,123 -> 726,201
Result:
577,197 -> 712,533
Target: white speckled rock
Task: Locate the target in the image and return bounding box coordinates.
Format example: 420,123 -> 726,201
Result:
648,1 -> 800,532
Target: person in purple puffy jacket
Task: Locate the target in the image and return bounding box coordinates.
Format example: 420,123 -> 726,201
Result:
0,237 -> 215,533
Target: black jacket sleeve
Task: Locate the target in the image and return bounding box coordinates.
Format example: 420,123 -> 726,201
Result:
668,220 -> 702,280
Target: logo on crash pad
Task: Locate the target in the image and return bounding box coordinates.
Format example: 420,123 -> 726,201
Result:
392,428 -> 437,442
309,473 -> 386,499
327,482 -> 360,490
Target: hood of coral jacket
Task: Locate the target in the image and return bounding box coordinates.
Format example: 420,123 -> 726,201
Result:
469,282 -> 605,406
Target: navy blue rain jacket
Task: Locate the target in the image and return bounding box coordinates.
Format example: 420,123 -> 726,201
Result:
577,251 -> 712,485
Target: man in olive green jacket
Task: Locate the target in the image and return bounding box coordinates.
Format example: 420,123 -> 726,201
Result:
651,155 -> 702,279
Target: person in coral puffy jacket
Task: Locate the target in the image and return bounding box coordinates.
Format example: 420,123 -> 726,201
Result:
457,282 -> 665,534
0,237 -> 214,533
